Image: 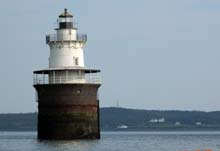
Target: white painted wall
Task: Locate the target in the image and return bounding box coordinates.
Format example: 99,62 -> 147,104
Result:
48,70 -> 86,84
49,42 -> 85,68
57,29 -> 77,41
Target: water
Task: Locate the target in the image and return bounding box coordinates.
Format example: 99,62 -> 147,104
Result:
0,131 -> 220,151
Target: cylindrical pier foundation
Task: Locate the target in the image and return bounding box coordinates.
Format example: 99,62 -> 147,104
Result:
34,84 -> 100,139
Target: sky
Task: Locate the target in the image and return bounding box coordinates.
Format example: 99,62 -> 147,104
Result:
1,0 -> 220,112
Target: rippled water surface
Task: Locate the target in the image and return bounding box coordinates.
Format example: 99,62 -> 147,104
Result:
0,131 -> 220,151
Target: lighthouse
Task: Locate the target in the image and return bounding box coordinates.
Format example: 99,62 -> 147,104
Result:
33,9 -> 101,139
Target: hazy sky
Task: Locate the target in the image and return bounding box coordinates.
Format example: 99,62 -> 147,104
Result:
1,0 -> 220,112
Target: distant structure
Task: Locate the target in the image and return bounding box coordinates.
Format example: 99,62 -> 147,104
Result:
175,121 -> 181,126
33,9 -> 101,139
116,100 -> 120,108
117,125 -> 128,129
195,122 -> 202,126
149,118 -> 165,123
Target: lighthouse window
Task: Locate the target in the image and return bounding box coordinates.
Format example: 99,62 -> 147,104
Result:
59,18 -> 65,22
76,89 -> 81,94
66,18 -> 71,22
75,58 -> 79,66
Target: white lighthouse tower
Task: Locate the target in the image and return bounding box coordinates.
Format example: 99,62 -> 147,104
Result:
46,8 -> 89,84
49,8 -> 85,67
33,9 -> 101,139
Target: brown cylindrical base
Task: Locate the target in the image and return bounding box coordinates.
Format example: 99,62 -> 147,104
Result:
34,84 -> 101,140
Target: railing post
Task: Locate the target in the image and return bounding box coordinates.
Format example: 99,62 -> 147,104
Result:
43,72 -> 45,84
89,70 -> 91,83
99,72 -> 101,84
53,71 -> 55,84
33,74 -> 35,85
36,74 -> 38,84
66,70 -> 68,83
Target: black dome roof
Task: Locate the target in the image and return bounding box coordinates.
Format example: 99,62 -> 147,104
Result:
59,8 -> 73,18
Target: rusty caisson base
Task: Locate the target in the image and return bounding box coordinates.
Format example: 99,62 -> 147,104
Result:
34,84 -> 101,140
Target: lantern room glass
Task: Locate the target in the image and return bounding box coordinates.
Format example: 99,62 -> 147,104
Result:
59,17 -> 72,23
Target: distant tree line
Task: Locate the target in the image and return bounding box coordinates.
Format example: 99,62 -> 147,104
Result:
1,108 -> 220,131
0,113 -> 37,131
100,108 -> 220,130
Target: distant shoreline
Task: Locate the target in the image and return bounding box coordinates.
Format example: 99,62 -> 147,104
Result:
1,127 -> 220,132
1,107 -> 220,131
1,129 -> 220,132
